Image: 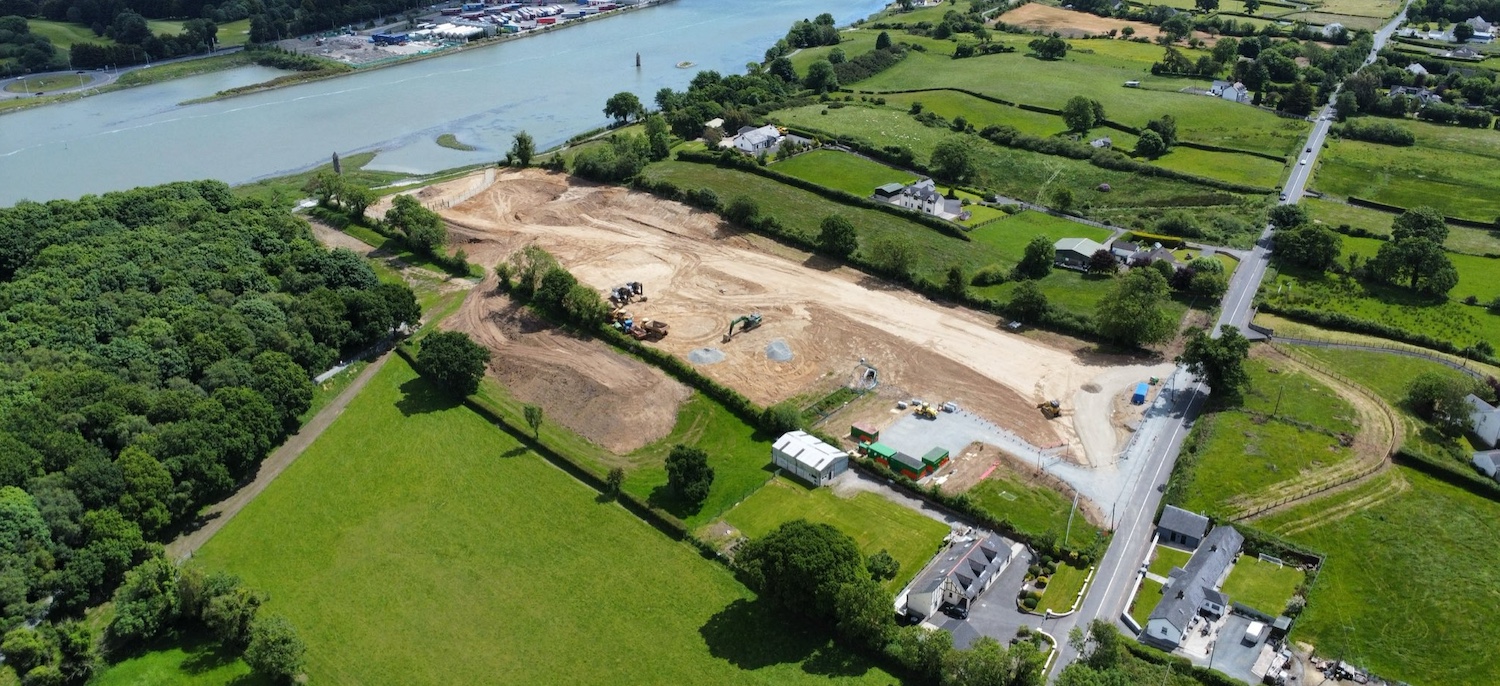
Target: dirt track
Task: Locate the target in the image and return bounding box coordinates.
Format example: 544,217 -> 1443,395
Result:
437,169 -> 1170,460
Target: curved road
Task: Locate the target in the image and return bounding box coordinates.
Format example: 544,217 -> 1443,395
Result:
0,46 -> 243,102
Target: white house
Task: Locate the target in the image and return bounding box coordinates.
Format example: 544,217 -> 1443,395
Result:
1467,394 -> 1500,448
1406,62 -> 1429,77
872,178 -> 969,220
904,532 -> 1012,621
1210,80 -> 1249,103
1473,450 -> 1500,480
1321,22 -> 1344,37
733,125 -> 784,155
1144,525 -> 1243,650
771,430 -> 848,486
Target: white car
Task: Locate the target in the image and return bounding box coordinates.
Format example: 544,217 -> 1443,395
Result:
1299,159 -> 1308,165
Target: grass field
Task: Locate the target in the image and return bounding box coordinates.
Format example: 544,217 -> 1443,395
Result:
1147,545 -> 1192,577
1313,119 -> 1500,222
622,394 -> 776,527
789,28 -> 956,74
720,477 -> 949,590
1129,576 -> 1164,626
1253,466 -> 1500,685
190,356 -> 893,685
92,632 -> 265,686
1221,557 -> 1304,617
966,472 -> 1103,549
771,149 -> 918,195
1335,234 -> 1500,305
3,73 -> 88,93
1252,312 -> 1500,378
214,18 -> 253,47
1303,197 -> 1500,256
855,45 -> 1309,157
1037,562 -> 1090,613
25,19 -> 114,48
1313,0 -> 1403,17
1177,359 -> 1358,516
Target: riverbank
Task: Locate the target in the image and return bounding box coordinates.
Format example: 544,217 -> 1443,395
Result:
0,49 -> 251,115
177,0 -> 679,107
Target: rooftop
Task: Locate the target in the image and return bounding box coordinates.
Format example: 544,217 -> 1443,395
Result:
1054,237 -> 1104,255
907,532 -> 1012,602
1149,525 -> 1245,632
773,431 -> 847,472
1159,505 -> 1210,541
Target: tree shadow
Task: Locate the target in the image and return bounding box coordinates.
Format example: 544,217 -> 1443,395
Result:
648,483 -> 705,520
800,642 -> 877,678
855,274 -> 903,291
396,377 -> 463,416
802,254 -> 842,272
500,446 -> 529,459
699,598 -> 818,670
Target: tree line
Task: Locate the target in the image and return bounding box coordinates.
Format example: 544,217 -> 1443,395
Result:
0,180 -> 418,683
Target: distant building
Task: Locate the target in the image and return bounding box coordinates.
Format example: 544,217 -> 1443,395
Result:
1053,237 -> 1105,269
1473,450 -> 1500,480
1447,46 -> 1482,59
1109,240 -> 1139,263
772,431 -> 849,486
733,124 -> 784,155
1467,394 -> 1500,448
1389,85 -> 1443,104
1210,80 -> 1249,103
1321,22 -> 1344,37
1089,136 -> 1113,149
1405,62 -> 1429,77
872,178 -> 969,221
1144,525 -> 1244,649
1158,505 -> 1210,549
904,532 -> 1013,621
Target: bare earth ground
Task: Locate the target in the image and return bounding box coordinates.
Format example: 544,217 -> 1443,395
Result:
996,4 -> 1170,40
450,290 -> 691,454
435,169 -> 1167,464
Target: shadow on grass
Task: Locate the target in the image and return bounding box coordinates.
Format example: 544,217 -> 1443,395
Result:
102,629 -> 273,685
396,377 -> 463,416
699,598 -> 877,677
647,483 -> 707,521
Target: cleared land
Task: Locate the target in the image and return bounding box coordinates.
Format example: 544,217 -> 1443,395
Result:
996,4 -> 1178,41
1221,557 -> 1304,617
191,355 -> 893,685
1254,467 -> 1500,686
719,476 -> 949,590
1313,119 -> 1500,221
432,169 -> 1177,463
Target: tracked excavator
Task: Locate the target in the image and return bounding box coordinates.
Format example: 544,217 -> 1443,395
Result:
722,313 -> 762,343
1037,400 -> 1061,419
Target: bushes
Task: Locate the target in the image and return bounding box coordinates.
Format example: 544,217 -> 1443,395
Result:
1336,119 -> 1416,146
831,44 -> 908,84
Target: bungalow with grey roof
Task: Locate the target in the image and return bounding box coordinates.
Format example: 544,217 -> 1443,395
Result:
1158,505 -> 1210,549
1144,525 -> 1244,649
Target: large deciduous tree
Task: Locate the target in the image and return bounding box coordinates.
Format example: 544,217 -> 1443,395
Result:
1018,235 -> 1055,279
930,136 -> 977,183
245,614 -> 306,684
1405,372 -> 1479,436
416,331 -> 491,397
1095,268 -> 1174,347
819,214 -> 859,258
1178,328 -> 1251,400
510,130 -> 535,167
1275,224 -> 1341,271
736,519 -> 868,622
603,91 -> 644,125
665,445 -> 714,509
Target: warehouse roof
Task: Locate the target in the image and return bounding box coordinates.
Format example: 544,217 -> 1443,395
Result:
774,431 -> 846,472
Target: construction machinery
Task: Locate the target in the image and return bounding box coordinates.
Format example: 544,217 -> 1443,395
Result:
608,282 -> 646,306
629,319 -> 669,341
1037,400 -> 1061,419
722,313 -> 762,342
914,402 -> 938,419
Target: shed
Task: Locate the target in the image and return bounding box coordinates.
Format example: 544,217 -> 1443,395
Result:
772,431 -> 849,486
1132,382 -> 1150,405
1054,237 -> 1105,269
1270,615 -> 1293,639
921,447 -> 950,469
873,182 -> 905,199
864,441 -> 896,461
851,422 -> 880,443
1158,505 -> 1210,549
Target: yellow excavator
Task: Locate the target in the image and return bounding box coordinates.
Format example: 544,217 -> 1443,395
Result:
914,402 -> 938,419
1037,400 -> 1061,419
722,313 -> 762,343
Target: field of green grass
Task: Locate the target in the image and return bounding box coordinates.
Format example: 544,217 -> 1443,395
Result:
1253,467 -> 1500,685
92,632 -> 266,686
1335,234 -> 1500,305
771,149 -> 918,195
190,356 -> 892,685
1313,119 -> 1500,222
855,44 -> 1309,156
966,471 -> 1103,549
215,18 -> 253,47
720,477 -> 948,590
1221,557 -> 1304,617
25,19 -> 114,48
3,73 -> 88,93
622,394 -> 775,527
1303,197 -> 1500,256
1177,359 -> 1358,517
1037,562 -> 1090,613
789,28 -> 957,74
1147,545 -> 1192,577
1313,0 -> 1403,17
1129,577 -> 1164,627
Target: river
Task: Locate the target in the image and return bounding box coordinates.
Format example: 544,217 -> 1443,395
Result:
0,0 -> 889,206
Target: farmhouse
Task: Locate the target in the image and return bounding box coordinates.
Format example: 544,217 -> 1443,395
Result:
771,431 -> 849,486
1467,394 -> 1500,448
904,531 -> 1013,621
733,125 -> 784,155
1321,22 -> 1344,37
1210,80 -> 1249,103
1158,505 -> 1210,548
872,179 -> 970,221
1144,525 -> 1244,649
1110,240 -> 1140,263
1053,237 -> 1105,269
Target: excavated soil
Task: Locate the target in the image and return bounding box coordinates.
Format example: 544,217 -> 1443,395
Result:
996,4 -> 1173,39
450,292 -> 690,454
435,169 -> 1167,459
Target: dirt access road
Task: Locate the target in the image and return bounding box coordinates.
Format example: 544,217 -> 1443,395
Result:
435,169 -> 1164,462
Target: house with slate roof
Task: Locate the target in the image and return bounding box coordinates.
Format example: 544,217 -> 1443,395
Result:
1144,525 -> 1244,649
1158,505 -> 1210,549
905,532 -> 1012,620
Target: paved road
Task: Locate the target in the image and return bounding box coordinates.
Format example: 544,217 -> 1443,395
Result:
1047,5 -> 1415,677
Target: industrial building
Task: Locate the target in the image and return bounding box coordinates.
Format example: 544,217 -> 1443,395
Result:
772,431 -> 848,486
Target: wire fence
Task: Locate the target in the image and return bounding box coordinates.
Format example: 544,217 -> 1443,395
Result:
1273,334 -> 1490,380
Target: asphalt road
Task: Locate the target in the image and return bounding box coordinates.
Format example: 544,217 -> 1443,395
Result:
1046,5 -> 1415,678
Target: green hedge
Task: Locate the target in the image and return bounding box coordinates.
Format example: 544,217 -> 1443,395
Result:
1123,641 -> 1252,686
1393,447 -> 1500,501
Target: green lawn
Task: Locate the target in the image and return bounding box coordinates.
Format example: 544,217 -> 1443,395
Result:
91,631 -> 266,686
789,29 -> 957,75
25,19 -> 115,48
965,471 -> 1102,549
1252,467 -> 1500,686
1037,562 -> 1089,613
190,356 -> 893,685
1303,197 -> 1500,256
772,149 -> 918,196
721,476 -> 949,590
1129,577 -> 1164,627
215,18 -> 253,47
622,394 -> 776,527
1221,557 -> 1305,617
1147,545 -> 1193,577
1312,118 -> 1500,222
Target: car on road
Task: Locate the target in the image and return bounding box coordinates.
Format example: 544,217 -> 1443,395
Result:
1279,193 -> 1287,201
1305,147 -> 1311,152
1299,159 -> 1308,165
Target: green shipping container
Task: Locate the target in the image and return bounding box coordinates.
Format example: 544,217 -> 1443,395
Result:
851,422 -> 879,443
866,442 -> 897,460
921,447 -> 949,468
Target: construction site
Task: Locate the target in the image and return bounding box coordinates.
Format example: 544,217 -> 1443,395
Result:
411,168 -> 1173,518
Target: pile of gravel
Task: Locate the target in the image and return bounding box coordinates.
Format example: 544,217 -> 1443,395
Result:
765,339 -> 794,362
688,347 -> 726,365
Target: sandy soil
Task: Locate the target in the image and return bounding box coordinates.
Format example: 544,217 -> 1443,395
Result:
434,169 -> 1170,461
997,4 -> 1169,40
450,291 -> 690,454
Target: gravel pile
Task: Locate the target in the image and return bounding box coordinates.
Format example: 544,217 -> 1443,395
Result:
688,347 -> 726,365
765,339 -> 794,362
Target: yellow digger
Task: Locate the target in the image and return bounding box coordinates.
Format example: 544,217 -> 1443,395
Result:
914,402 -> 938,419
1037,400 -> 1061,419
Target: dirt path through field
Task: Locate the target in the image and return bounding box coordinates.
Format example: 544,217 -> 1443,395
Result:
168,352 -> 392,561
433,169 -> 1168,462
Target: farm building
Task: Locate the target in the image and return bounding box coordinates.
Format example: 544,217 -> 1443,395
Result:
850,422 -> 880,443
1466,394 -> 1500,448
371,32 -> 408,45
1144,525 -> 1244,650
1157,505 -> 1210,549
772,431 -> 849,486
1053,237 -> 1104,269
887,451 -> 930,480
904,532 -> 1012,621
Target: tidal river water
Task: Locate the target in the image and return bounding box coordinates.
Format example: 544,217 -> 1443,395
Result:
0,0 -> 889,205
